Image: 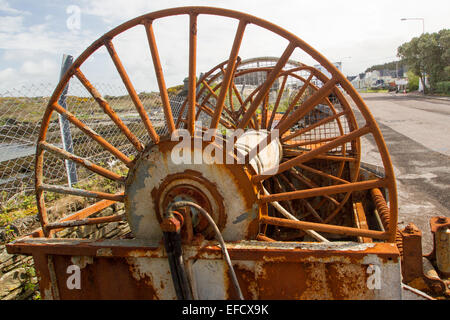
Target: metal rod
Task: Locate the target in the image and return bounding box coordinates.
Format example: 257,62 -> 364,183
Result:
259,178 -> 385,204
281,111 -> 346,142
289,167 -> 340,207
39,141 -> 125,183
275,77 -> 338,135
188,13 -> 198,136
284,136 -> 337,148
294,163 -> 350,185
144,21 -> 176,134
278,173 -> 324,222
104,38 -> 160,144
51,103 -> 132,166
253,125 -> 371,183
57,54 -> 78,187
238,42 -> 296,129
38,184 -> 124,202
74,69 -> 144,152
44,214 -> 125,231
256,234 -> 276,242
267,74 -> 288,129
262,187 -> 329,242
261,215 -> 390,240
210,20 -> 246,130
278,73 -> 314,124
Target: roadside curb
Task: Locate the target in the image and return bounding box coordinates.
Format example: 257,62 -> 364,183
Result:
405,93 -> 450,102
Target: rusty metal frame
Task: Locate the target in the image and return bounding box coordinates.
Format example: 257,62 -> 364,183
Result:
7,236 -> 401,300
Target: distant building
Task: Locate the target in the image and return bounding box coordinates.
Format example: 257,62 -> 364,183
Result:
313,62 -> 342,79
349,65 -> 409,91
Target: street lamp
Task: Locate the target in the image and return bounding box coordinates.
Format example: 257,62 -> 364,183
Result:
400,18 -> 425,34
400,18 -> 426,93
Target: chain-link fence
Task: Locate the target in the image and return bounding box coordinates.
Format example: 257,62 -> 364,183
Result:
0,80 -> 186,210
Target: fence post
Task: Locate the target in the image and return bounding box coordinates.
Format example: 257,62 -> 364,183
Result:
57,54 -> 78,187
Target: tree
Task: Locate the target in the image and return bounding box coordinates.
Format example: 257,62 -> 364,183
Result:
406,70 -> 419,91
397,29 -> 450,94
365,60 -> 406,73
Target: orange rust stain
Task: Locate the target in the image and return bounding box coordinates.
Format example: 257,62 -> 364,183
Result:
226,263 -> 257,300
300,263 -> 333,299
257,262 -> 308,299
325,263 -> 371,300
126,260 -> 159,300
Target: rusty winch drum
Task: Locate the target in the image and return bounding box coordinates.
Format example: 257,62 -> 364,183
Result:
6,7 -> 410,300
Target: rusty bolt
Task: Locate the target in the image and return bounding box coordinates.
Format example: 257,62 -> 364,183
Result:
160,217 -> 181,233
404,223 -> 418,234
437,216 -> 447,224
431,283 -> 444,294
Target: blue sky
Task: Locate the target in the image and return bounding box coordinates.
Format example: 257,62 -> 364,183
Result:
1,0 -> 449,92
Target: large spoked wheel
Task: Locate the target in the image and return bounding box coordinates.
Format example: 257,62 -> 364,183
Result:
35,7 -> 397,242
184,63 -> 361,237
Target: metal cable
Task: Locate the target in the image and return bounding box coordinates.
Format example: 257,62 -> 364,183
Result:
169,201 -> 244,300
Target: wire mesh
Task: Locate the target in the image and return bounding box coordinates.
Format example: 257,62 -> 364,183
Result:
0,82 -> 186,208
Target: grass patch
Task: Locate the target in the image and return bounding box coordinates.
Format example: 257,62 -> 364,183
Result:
359,89 -> 389,93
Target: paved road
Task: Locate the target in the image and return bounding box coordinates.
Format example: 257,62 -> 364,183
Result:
350,93 -> 450,252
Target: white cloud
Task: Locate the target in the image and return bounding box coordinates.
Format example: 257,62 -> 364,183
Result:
0,0 -> 449,92
0,0 -> 30,15
0,19 -> 92,56
20,59 -> 58,75
0,16 -> 24,33
0,67 -> 16,83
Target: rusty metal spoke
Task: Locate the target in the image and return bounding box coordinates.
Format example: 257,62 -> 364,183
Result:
294,163 -> 350,185
39,141 -> 125,183
278,173 -> 324,222
51,103 -> 132,166
275,78 -> 338,135
238,42 -> 296,129
253,125 -> 371,183
38,184 -> 125,202
281,111 -> 347,142
259,178 -> 386,204
196,103 -> 235,129
144,21 -> 176,134
289,167 -> 340,207
260,215 -> 389,240
74,69 -> 144,152
278,73 -> 314,124
188,13 -> 198,135
267,74 -> 288,129
44,214 -> 125,232
104,39 -> 160,144
210,20 -> 247,130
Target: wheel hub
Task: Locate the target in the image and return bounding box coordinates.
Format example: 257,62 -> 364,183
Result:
124,138 -> 262,241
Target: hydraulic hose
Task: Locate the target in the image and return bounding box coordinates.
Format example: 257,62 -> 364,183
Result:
168,201 -> 244,300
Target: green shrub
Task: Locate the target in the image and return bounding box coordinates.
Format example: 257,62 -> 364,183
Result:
435,81 -> 450,94
407,71 -> 419,92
